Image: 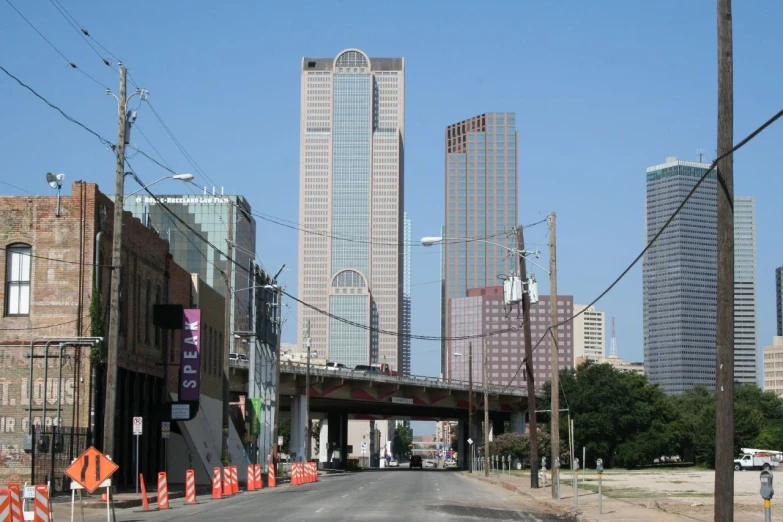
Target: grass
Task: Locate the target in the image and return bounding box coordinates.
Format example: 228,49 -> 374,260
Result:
577,483 -> 713,499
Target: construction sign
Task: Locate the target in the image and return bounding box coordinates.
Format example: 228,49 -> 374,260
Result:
65,446 -> 119,493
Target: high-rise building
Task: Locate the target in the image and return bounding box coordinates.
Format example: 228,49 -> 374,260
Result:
643,157 -> 756,393
297,48 -> 405,370
734,197 -> 757,384
573,304 -> 606,364
643,157 -> 716,394
776,266 -> 783,336
447,288 -> 573,389
763,337 -> 783,396
402,213 -> 411,376
443,113 -> 518,380
125,192 -> 256,346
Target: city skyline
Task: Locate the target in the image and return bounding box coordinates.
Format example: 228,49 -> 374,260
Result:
296,48 -> 406,370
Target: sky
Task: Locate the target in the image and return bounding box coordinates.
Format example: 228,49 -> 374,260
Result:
2,1 -> 782,436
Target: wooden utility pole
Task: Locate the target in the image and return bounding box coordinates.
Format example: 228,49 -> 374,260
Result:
468,341 -> 473,472
549,212 -> 559,499
305,321 -> 311,460
221,204 -> 234,465
104,64 -> 127,457
483,338 -> 490,476
714,0 -> 734,520
517,225 -> 538,488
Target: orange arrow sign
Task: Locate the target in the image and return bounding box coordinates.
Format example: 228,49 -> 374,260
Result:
65,446 -> 119,493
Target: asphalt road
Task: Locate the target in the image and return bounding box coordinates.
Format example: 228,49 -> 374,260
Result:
55,469 -> 573,522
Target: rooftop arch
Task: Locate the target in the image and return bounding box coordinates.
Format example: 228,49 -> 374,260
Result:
334,49 -> 370,69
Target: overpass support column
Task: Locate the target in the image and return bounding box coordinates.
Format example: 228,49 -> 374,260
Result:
509,412 -> 526,434
457,419 -> 466,469
319,419 -> 329,465
492,417 -> 505,439
290,394 -> 307,462
327,411 -> 348,469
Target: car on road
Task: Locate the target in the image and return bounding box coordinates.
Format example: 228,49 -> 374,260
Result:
423,460 -> 436,468
409,456 -> 423,469
388,459 -> 398,467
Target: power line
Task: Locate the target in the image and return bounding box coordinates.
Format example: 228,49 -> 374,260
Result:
46,0 -> 113,67
0,245 -> 113,268
0,180 -> 36,195
499,107 -> 783,393
3,0 -> 110,90
0,315 -> 89,331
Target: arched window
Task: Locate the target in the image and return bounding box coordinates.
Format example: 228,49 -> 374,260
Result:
5,243 -> 31,316
332,270 -> 365,288
335,50 -> 369,68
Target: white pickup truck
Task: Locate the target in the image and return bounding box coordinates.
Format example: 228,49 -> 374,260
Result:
734,452 -> 781,471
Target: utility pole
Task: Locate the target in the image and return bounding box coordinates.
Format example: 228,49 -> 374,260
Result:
104,64 -> 128,457
483,338 -> 489,477
468,341 -> 473,473
517,225 -> 538,488
305,321 -> 311,461
221,205 -> 234,465
549,212 -> 559,499
272,284 -> 282,475
714,0 -> 734,520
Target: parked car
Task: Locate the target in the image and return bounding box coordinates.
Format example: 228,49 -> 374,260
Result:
409,456 -> 423,469
423,460 -> 436,468
388,459 -> 399,468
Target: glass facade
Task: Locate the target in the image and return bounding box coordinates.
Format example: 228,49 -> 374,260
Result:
777,266 -> 783,337
125,194 -> 256,347
402,213 -> 411,376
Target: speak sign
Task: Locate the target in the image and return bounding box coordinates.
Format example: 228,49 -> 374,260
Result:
180,309 -> 201,401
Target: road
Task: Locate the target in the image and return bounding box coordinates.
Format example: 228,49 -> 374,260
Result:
54,469 -> 573,521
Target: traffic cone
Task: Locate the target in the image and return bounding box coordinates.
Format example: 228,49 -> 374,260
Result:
1,490 -> 11,522
231,466 -> 238,494
185,469 -> 197,504
8,484 -> 23,522
254,464 -> 262,490
268,462 -> 276,488
32,485 -> 51,522
157,472 -> 169,509
212,467 -> 223,499
139,474 -> 150,511
222,466 -> 233,497
246,465 -> 255,491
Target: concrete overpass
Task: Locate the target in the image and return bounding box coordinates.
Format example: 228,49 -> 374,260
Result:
279,364 -> 530,468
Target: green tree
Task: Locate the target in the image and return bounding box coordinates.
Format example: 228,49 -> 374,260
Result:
489,429 -> 550,467
279,419 -> 291,455
392,425 -> 412,459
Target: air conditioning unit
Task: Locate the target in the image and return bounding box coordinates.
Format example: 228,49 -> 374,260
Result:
503,276 -> 524,305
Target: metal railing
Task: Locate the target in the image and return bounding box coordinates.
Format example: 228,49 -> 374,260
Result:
280,362 -> 526,397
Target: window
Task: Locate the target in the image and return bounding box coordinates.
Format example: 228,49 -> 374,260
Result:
5,244 -> 31,316
145,279 -> 151,344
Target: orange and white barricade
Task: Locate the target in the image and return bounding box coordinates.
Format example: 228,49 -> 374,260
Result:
1,490 -> 10,522
32,485 -> 51,522
139,474 -> 150,511
254,464 -> 262,490
212,467 -> 223,499
8,484 -> 22,522
185,469 -> 197,504
157,472 -> 169,509
222,466 -> 233,497
231,466 -> 239,494
268,462 -> 276,487
290,463 -> 298,486
246,465 -> 255,491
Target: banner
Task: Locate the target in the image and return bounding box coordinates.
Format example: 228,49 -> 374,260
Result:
249,398 -> 262,437
180,309 -> 201,401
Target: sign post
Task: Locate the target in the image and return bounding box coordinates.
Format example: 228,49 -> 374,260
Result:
65,446 -> 120,522
133,417 -> 143,493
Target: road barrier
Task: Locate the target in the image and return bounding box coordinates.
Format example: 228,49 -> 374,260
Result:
268,463 -> 276,488
231,466 -> 239,494
8,484 -> 22,522
1,490 -> 10,522
222,466 -> 233,497
139,474 -> 150,511
157,472 -> 169,509
254,464 -> 262,490
291,463 -> 300,486
185,469 -> 197,504
33,485 -> 51,522
247,465 -> 255,491
212,467 -> 223,499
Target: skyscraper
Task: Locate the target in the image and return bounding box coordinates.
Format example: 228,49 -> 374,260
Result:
573,304 -> 606,364
734,196 -> 757,384
297,48 -> 405,370
643,157 -> 757,393
776,266 -> 783,337
402,213 -> 411,376
443,113 -> 518,379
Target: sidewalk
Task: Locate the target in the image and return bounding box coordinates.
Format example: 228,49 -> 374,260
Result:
462,471 -> 698,522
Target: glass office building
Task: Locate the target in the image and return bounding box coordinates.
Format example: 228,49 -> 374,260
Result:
776,266 -> 783,337
297,49 -> 405,370
125,193 -> 256,348
734,197 -> 757,384
442,113 -> 518,379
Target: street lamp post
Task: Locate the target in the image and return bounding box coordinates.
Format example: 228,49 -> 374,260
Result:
305,321 -> 311,462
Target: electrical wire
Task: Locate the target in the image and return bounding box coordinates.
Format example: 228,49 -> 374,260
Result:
0,315 -> 89,331
0,246 -> 114,268
46,0 -> 113,67
3,0 -> 110,90
0,180 -> 36,195
498,107 -> 783,393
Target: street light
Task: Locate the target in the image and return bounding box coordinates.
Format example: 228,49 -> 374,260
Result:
420,236 -> 549,275
124,173 -> 194,199
45,172 -> 65,217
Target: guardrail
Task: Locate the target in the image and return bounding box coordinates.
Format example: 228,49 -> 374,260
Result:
229,358 -> 249,369
280,362 -> 525,396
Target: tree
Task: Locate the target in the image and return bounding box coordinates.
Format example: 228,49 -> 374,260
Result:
489,429 -> 550,467
279,419 -> 291,455
392,425 -> 412,459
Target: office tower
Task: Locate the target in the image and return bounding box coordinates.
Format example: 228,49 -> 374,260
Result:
573,304 -> 606,364
776,266 -> 783,336
734,197 -> 757,383
126,192 -> 256,340
447,288 -> 573,388
643,156 -> 756,393
401,213 -> 411,376
643,157 -> 717,394
297,48 -> 405,370
443,113 -> 518,380
763,337 -> 783,396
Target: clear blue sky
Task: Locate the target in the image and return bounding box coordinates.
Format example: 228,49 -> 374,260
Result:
2,1 -> 782,435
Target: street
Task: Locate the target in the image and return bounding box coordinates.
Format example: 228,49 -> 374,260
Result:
55,469 -> 573,521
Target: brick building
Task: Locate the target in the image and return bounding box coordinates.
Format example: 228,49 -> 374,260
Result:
447,287 -> 574,390
0,182 -> 227,489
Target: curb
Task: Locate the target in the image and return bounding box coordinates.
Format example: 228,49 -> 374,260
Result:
81,485 -> 214,510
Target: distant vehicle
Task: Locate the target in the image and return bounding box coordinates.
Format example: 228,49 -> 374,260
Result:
326,362 -> 346,371
388,459 -> 399,468
409,455 -> 423,469
371,363 -> 392,375
423,460 -> 436,468
238,354 -> 249,362
734,448 -> 783,471
444,459 -> 458,469
354,364 -> 379,374
229,353 -> 239,361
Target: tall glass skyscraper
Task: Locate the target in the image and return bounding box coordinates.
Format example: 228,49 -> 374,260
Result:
643,157 -> 757,393
442,113 -> 518,379
734,196 -> 757,384
297,49 -> 405,370
776,266 -> 783,337
402,213 -> 411,376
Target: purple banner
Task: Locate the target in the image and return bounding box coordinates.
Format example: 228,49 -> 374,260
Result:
180,309 -> 201,401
